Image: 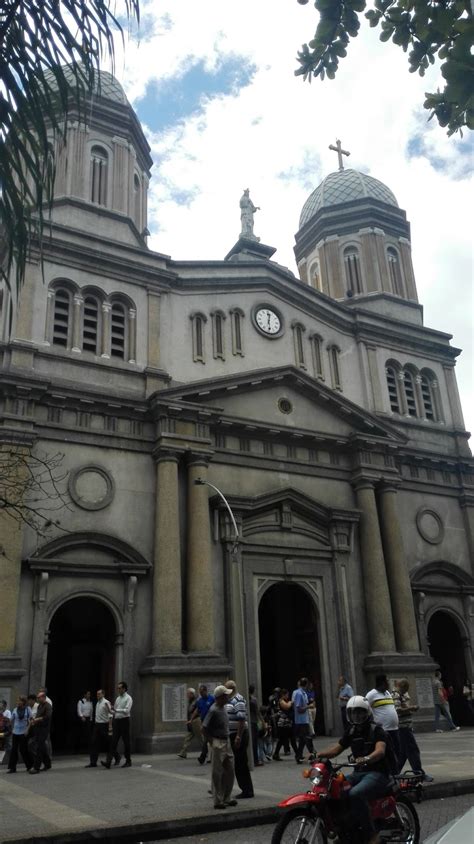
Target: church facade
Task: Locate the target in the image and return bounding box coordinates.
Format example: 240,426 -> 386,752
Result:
1,73 -> 473,749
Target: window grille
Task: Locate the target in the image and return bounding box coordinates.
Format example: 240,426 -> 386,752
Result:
82,296 -> 99,353
111,303 -> 126,358
386,367 -> 400,413
52,289 -> 70,347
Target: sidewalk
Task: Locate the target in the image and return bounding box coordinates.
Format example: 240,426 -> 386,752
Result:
1,730 -> 473,844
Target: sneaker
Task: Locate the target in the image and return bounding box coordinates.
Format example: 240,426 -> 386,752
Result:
451,726 -> 461,731
435,730 -> 443,733
226,799 -> 238,807
214,802 -> 227,809
121,761 -> 132,768
422,774 -> 434,783
101,761 -> 111,769
177,753 -> 186,759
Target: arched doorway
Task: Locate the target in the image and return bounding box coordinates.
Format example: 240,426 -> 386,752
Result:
427,610 -> 470,726
46,597 -> 117,750
258,582 -> 325,732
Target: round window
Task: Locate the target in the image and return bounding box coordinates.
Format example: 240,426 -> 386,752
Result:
278,398 -> 293,414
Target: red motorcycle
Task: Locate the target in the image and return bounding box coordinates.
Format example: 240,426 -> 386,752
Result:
272,758 -> 421,844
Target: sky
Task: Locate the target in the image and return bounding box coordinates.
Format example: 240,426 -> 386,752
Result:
109,0 -> 472,436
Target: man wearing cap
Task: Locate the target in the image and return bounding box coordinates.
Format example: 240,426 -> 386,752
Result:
201,685 -> 236,810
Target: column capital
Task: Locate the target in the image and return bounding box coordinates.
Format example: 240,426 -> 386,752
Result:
186,453 -> 212,470
351,475 -> 376,492
152,447 -> 180,465
378,478 -> 402,494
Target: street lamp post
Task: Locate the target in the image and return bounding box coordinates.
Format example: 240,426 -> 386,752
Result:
194,478 -> 251,760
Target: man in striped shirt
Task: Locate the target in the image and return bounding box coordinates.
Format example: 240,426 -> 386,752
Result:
225,680 -> 254,799
366,675 -> 400,770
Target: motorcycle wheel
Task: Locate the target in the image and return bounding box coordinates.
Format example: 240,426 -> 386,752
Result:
394,795 -> 420,844
271,808 -> 327,844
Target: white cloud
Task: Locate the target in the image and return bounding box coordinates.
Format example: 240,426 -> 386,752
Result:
112,0 -> 473,435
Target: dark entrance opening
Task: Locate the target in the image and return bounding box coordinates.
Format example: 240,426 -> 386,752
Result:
46,597 -> 116,751
258,582 -> 325,733
427,610 -> 470,726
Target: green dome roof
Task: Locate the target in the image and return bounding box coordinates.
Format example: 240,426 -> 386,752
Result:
299,169 -> 398,228
43,66 -> 128,105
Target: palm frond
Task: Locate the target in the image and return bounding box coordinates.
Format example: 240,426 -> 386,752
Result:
0,1 -> 140,297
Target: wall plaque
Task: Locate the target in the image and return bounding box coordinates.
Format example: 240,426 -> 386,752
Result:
415,677 -> 433,709
162,684 -> 187,722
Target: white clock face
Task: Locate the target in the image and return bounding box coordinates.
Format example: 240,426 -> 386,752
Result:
255,308 -> 281,335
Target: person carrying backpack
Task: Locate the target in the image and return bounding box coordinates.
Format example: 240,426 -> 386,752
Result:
316,695 -> 391,844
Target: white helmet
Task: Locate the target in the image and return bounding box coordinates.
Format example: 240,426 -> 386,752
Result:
346,695 -> 371,725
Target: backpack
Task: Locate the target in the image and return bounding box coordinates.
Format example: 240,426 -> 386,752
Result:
348,723 -> 399,776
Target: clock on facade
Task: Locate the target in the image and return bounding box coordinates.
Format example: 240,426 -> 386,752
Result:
253,305 -> 283,337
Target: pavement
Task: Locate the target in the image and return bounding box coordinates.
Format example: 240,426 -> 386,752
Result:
1,729 -> 473,844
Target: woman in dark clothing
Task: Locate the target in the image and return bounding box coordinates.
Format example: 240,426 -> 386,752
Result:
272,689 -> 298,760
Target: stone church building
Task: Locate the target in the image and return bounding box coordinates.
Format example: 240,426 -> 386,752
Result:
1,72 -> 473,749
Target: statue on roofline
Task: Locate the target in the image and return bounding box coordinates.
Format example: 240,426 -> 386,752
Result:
240,189 -> 260,241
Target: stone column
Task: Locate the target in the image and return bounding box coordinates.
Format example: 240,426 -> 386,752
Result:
397,370 -> 408,415
414,375 -> 425,419
101,303 -> 111,358
186,459 -> 215,652
353,479 -> 396,653
152,452 -> 182,654
44,289 -> 55,345
378,483 -> 420,652
128,308 -> 137,363
71,294 -> 83,353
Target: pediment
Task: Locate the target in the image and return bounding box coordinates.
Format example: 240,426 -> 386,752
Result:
26,532 -> 151,576
164,366 -> 405,443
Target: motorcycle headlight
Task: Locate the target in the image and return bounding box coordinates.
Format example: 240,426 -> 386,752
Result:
309,766 -> 324,785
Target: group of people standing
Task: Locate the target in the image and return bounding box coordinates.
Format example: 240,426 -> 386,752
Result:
1,689 -> 52,774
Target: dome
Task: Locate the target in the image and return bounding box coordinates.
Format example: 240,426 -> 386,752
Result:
43,66 -> 128,105
299,169 -> 398,228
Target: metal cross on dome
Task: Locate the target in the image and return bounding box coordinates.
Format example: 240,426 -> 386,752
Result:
329,138 -> 350,171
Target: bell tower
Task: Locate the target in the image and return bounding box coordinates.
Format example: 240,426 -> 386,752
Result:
49,69 -> 152,246
294,144 -> 418,304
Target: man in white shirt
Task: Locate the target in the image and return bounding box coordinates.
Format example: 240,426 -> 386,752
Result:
101,681 -> 133,769
85,690 -> 119,768
76,691 -> 93,753
366,674 -> 400,771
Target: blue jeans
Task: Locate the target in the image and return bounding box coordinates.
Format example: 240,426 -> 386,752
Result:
346,770 -> 390,838
398,727 -> 423,774
434,703 -> 456,730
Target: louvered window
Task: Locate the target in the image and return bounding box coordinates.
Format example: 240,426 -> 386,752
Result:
91,146 -> 108,205
329,346 -> 342,390
111,303 -> 126,358
421,375 -> 435,420
196,317 -> 203,359
386,367 -> 400,413
52,289 -> 70,347
311,335 -> 324,379
82,297 -> 99,353
404,371 -> 417,417
344,247 -> 362,294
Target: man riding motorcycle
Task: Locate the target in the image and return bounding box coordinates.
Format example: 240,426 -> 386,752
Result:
316,695 -> 391,844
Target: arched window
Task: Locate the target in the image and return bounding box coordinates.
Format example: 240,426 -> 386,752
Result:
343,246 -> 362,295
292,322 -> 306,369
82,296 -> 100,354
52,288 -> 72,347
211,310 -> 226,360
386,366 -> 401,413
90,145 -> 108,205
230,308 -> 244,356
190,312 -> 207,363
387,247 -> 404,296
309,261 -> 321,291
310,334 -> 324,379
328,345 -> 342,390
403,370 -> 418,417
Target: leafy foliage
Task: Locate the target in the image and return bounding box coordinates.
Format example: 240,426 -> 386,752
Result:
295,1 -> 474,136
0,1 -> 140,295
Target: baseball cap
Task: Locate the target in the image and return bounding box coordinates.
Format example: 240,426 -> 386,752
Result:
213,685 -> 233,698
